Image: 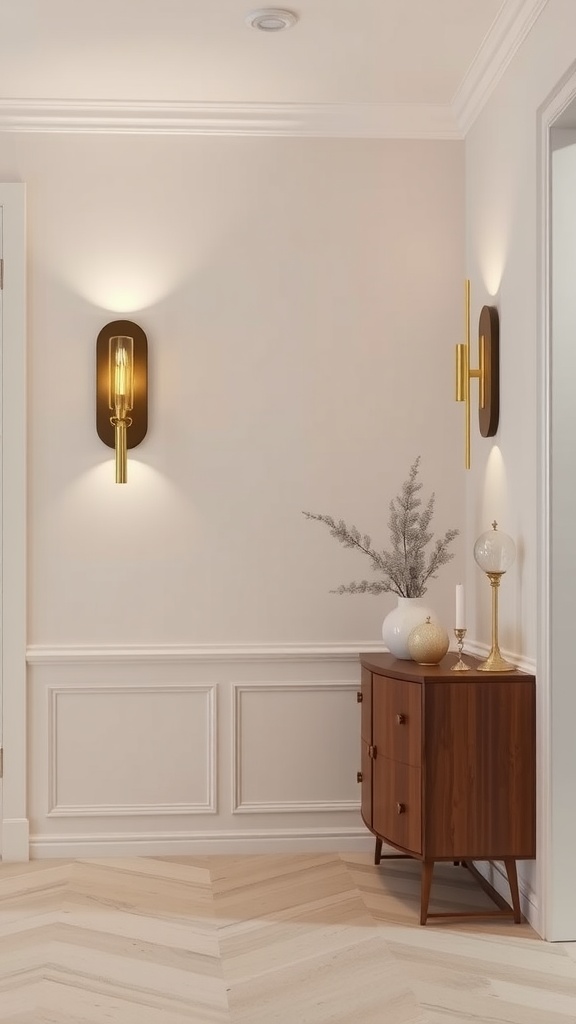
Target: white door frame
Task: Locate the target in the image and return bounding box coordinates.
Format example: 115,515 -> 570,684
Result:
0,183 -> 28,860
537,63 -> 576,940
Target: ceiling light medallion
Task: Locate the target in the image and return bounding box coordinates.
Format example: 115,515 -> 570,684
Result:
246,9 -> 298,31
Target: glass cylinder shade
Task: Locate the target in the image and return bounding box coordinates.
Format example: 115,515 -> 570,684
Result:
108,336 -> 134,417
473,523 -> 516,573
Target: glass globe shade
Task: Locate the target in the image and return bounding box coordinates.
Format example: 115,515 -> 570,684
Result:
473,522 -> 516,573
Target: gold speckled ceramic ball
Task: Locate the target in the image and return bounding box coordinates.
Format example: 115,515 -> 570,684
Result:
407,616 -> 450,665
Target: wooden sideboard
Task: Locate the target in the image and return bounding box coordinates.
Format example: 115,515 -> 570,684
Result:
358,652 -> 536,925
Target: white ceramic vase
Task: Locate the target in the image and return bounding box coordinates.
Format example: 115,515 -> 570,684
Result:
382,597 -> 437,659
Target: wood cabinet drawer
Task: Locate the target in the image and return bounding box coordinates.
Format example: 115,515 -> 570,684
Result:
373,756 -> 422,855
373,674 -> 422,766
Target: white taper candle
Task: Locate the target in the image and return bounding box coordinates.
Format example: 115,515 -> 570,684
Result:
455,583 -> 465,629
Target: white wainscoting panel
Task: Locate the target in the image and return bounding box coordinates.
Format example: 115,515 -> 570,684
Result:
46,684 -> 216,816
233,682 -> 359,813
26,646 -> 371,858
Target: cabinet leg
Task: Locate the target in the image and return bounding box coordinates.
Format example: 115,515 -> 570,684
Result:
420,861 -> 434,925
374,838 -> 382,865
504,858 -> 522,924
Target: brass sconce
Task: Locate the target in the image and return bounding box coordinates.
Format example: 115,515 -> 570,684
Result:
455,280 -> 500,469
96,320 -> 148,483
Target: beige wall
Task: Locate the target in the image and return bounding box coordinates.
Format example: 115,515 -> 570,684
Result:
465,0 -> 576,940
0,133 -> 466,856
0,133 -> 465,645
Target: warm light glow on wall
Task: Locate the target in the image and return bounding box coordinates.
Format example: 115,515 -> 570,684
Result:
81,459 -> 161,494
480,254 -> 505,299
82,273 -> 175,313
58,262 -> 189,313
63,461 -> 199,542
481,446 -> 509,526
476,188 -> 514,298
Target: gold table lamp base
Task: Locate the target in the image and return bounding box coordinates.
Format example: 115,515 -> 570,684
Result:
477,571 -> 516,673
477,648 -> 516,672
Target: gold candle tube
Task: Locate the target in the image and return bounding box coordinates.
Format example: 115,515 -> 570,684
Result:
114,419 -> 128,484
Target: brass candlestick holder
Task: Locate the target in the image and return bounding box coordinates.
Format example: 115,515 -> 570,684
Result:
451,628 -> 471,671
474,521 -> 516,673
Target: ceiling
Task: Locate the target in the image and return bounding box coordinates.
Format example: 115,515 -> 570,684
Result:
0,1 -> 546,136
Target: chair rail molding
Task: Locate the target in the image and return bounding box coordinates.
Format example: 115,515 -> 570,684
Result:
26,641 -> 389,664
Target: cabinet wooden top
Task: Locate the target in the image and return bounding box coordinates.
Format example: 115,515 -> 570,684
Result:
359,652 -> 534,683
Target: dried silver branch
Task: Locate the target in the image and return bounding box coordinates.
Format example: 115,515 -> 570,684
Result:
302,457 -> 459,598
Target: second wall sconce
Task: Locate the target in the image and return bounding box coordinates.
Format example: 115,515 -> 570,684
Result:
96,320 -> 148,483
455,280 -> 499,469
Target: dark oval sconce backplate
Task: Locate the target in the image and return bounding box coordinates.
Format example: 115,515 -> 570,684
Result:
96,319 -> 148,450
478,304 -> 499,438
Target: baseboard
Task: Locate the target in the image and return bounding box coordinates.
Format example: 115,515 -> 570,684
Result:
1,817 -> 30,861
29,827 -> 375,859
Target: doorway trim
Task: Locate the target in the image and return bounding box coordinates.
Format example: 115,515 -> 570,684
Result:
537,62 -> 576,939
0,183 -> 28,860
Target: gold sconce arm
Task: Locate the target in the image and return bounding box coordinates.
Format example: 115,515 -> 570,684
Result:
454,280 -> 500,469
455,342 -> 467,402
114,418 -> 128,484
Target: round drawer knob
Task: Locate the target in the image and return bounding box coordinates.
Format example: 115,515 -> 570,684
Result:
396,713 -> 406,725
357,771 -> 363,783
396,802 -> 406,815
356,691 -> 363,703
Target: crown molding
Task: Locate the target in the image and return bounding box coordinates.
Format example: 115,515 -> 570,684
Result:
0,5 -> 552,141
0,98 -> 461,139
452,0 -> 549,134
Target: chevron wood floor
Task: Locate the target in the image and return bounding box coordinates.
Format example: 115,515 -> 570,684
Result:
0,854 -> 575,1023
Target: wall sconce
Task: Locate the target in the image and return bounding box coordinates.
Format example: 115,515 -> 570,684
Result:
96,320 -> 148,483
455,280 -> 499,469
